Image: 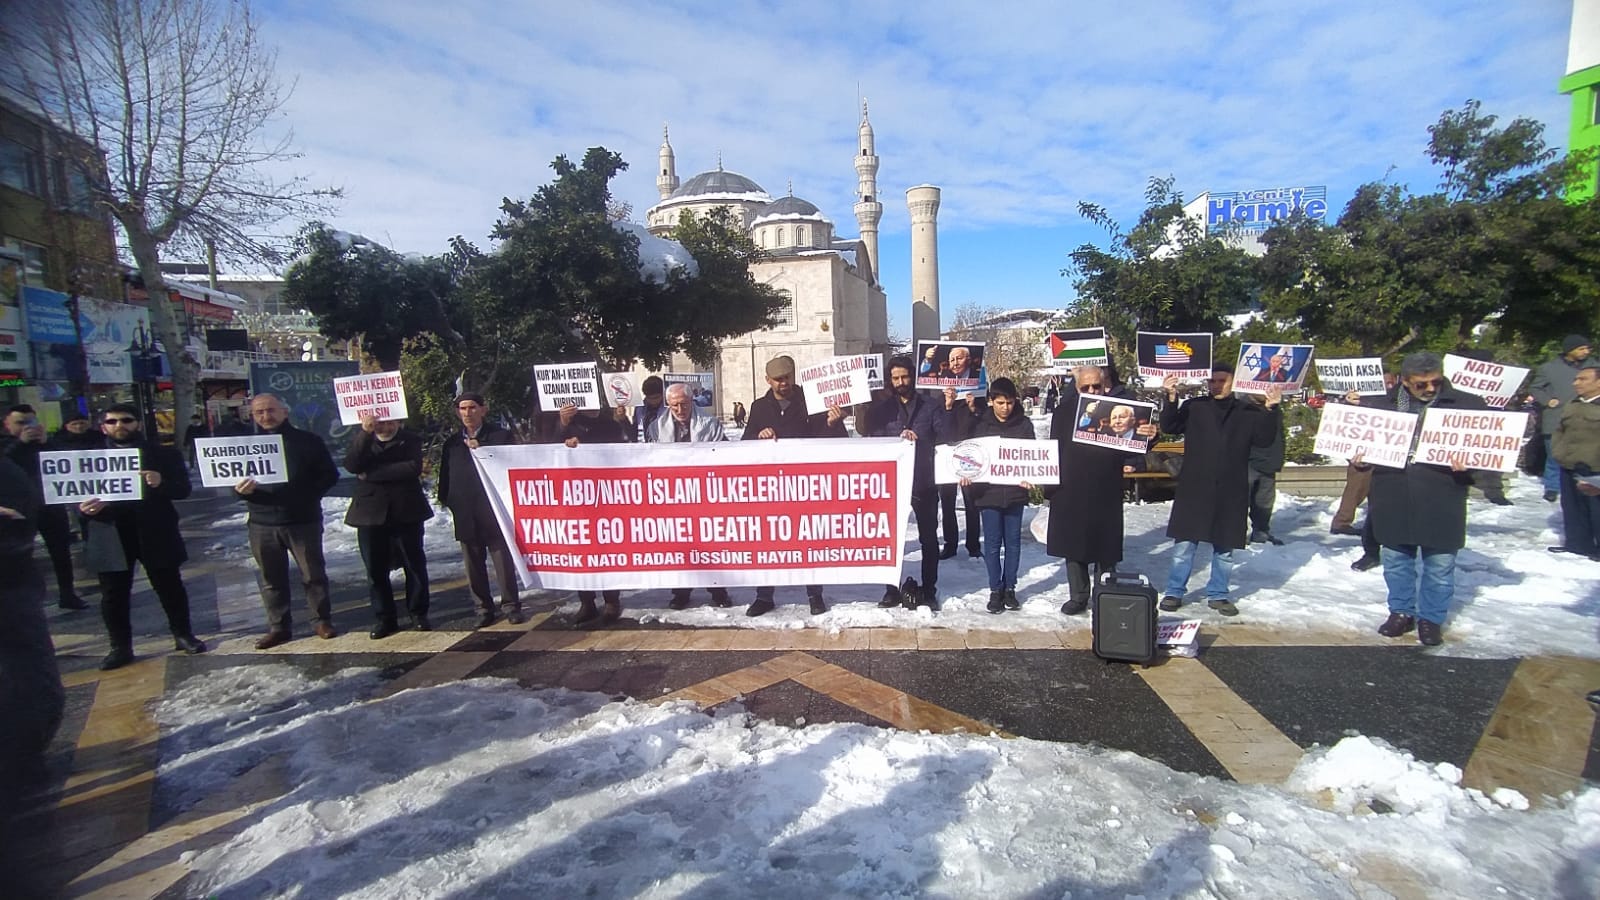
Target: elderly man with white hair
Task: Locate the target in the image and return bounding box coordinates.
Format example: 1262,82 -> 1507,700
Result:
648,383 -> 730,612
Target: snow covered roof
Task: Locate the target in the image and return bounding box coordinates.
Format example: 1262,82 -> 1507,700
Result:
614,220 -> 699,281
669,169 -> 770,201
751,210 -> 832,228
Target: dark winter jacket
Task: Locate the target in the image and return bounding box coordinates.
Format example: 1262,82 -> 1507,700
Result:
0,456 -> 38,560
438,421 -> 518,544
81,437 -> 192,573
1552,397 -> 1600,471
1160,393 -> 1280,550
1248,401 -> 1287,475
1530,355 -> 1583,436
866,390 -> 955,491
742,390 -> 847,441
1366,383 -> 1483,551
561,412 -> 629,445
964,407 -> 1037,510
234,422 -> 339,527
343,428 -> 433,528
1046,386 -> 1145,564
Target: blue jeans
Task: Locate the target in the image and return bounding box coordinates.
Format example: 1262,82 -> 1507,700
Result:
1164,541 -> 1234,600
1543,436 -> 1562,495
979,506 -> 1024,591
1380,545 -> 1456,625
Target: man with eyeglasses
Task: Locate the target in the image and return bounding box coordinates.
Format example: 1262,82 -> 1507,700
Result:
1158,363 -> 1282,617
79,404 -> 206,669
234,393 -> 340,648
1353,351 -> 1485,646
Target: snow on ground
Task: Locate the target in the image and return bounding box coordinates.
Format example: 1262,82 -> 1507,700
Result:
156,664 -> 1599,898
200,414 -> 1600,661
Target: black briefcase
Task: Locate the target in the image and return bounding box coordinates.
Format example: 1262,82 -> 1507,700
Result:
1091,572 -> 1158,664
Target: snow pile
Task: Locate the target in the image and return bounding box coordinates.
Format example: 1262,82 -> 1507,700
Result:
152,666 -> 1599,898
614,220 -> 699,281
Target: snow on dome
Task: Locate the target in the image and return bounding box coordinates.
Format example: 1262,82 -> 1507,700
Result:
614,220 -> 699,281
669,169 -> 770,201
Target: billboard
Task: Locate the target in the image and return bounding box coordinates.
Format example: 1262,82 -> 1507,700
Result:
1205,186 -> 1327,232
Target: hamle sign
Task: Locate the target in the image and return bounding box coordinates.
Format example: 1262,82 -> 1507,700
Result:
1207,186 -> 1328,231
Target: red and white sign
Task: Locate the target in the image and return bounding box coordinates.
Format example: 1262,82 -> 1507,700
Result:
934,437 -> 1058,486
1413,408 -> 1529,473
1442,354 -> 1529,410
471,438 -> 915,590
332,370 -> 408,425
798,356 -> 873,411
1312,404 -> 1419,468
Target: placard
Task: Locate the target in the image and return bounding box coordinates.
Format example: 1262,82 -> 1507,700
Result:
1442,354 -> 1530,410
37,448 -> 144,505
933,437 -> 1059,486
1234,342 -> 1314,394
192,435 -> 288,487
1068,394 -> 1159,453
914,340 -> 985,391
1413,408 -> 1529,473
1314,357 -> 1388,396
835,353 -> 884,391
1046,327 -> 1109,369
663,372 -> 715,408
1136,332 -> 1213,383
603,371 -> 638,408
798,356 -> 873,411
533,362 -> 602,411
1158,618 -> 1201,657
332,370 -> 408,425
1311,404 -> 1419,468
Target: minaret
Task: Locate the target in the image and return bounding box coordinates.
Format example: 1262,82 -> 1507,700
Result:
656,125 -> 679,200
852,99 -> 883,285
907,185 -> 941,341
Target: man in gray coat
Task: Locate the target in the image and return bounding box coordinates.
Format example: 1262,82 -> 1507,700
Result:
1530,335 -> 1592,502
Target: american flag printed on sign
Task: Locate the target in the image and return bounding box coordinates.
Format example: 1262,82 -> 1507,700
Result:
1154,343 -> 1191,365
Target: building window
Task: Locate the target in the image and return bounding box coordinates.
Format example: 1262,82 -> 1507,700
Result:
1593,89 -> 1599,127
52,159 -> 97,215
3,238 -> 47,284
770,290 -> 796,330
776,227 -> 785,246
796,226 -> 807,246
0,137 -> 43,196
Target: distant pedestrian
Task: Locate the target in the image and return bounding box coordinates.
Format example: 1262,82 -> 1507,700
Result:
732,401 -> 747,429
1530,335 -> 1592,502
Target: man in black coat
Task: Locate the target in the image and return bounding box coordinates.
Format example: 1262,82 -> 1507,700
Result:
344,412 -> 433,639
1359,352 -> 1486,646
937,394 -> 983,559
234,393 -> 340,648
439,392 -> 524,627
5,413 -> 88,610
1158,364 -> 1283,617
560,404 -> 632,624
743,355 -> 847,617
1246,394 -> 1287,545
79,404 -> 206,669
868,355 -> 957,610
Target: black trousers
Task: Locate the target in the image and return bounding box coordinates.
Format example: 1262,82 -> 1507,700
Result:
357,522 -> 430,623
37,505 -> 79,604
0,553 -> 63,896
1065,560 -> 1115,605
1247,471 -> 1276,535
937,483 -> 981,552
98,564 -> 195,651
911,487 -> 940,588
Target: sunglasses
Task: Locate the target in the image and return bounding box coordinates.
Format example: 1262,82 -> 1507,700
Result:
103,416 -> 137,424
1407,379 -> 1445,389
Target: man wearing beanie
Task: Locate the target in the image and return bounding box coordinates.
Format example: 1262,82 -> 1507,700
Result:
743,354 -> 846,616
1531,335 -> 1592,502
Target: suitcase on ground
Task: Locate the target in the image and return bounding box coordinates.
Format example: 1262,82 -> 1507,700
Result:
1091,572 -> 1158,664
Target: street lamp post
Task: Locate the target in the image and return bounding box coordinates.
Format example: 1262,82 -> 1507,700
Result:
128,323 -> 158,436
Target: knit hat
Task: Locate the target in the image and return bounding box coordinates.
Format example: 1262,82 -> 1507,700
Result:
989,377 -> 1019,399
1562,335 -> 1591,354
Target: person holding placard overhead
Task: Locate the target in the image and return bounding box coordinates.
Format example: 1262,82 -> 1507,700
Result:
344,411 -> 433,639
80,404 -> 205,669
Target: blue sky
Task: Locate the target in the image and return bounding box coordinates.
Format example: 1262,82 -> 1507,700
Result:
253,0 -> 1578,339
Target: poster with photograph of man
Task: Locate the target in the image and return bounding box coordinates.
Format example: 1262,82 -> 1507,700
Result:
1136,332 -> 1213,383
1070,394 -> 1160,453
664,372 -> 715,408
914,340 -> 985,390
1234,343 -> 1314,395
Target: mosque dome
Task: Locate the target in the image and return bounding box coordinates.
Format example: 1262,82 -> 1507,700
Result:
669,169 -> 769,200
757,195 -> 821,218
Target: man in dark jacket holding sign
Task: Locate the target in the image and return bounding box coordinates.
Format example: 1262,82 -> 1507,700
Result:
439,392 -> 525,627
1158,364 -> 1282,616
868,356 -> 956,610
344,412 -> 433,638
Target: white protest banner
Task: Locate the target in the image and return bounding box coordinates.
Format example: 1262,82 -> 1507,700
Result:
471,437 -> 914,591
1442,354 -> 1530,410
1413,407 -> 1529,473
1046,327 -> 1109,369
1157,619 -> 1201,658
1314,357 -> 1388,395
602,371 -> 638,408
192,435 -> 288,488
332,370 -> 408,425
1234,342 -> 1314,395
798,356 -> 873,411
1312,404 -> 1418,468
934,437 -> 1059,486
1069,394 -> 1159,453
38,448 -> 143,505
838,353 -> 884,390
533,362 -> 602,410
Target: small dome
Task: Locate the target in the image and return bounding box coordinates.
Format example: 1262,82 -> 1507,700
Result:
758,195 -> 821,217
670,169 -> 768,199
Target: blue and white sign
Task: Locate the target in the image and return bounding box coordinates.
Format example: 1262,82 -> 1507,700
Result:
1206,186 -> 1328,232
21,286 -> 78,345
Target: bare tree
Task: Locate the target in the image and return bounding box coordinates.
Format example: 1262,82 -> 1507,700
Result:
5,0 -> 338,448
947,303 -> 1049,390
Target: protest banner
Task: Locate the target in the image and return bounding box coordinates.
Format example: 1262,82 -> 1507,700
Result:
1235,342 -> 1314,395
1313,357 -> 1388,396
1442,354 -> 1530,410
533,362 -> 603,411
1157,619 -> 1201,658
1046,328 -> 1109,369
1413,407 -> 1529,473
332,370 -> 408,425
914,340 -> 985,391
835,353 -> 884,390
1136,332 -> 1213,383
38,448 -> 143,505
1068,394 -> 1159,453
1311,404 -> 1419,468
603,371 -> 638,408
934,437 -> 1059,486
471,438 -> 914,591
798,356 -> 873,411
663,372 -> 715,408
192,435 -> 288,488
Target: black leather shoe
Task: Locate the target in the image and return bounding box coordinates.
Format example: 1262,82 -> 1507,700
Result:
1061,596 -> 1088,616
1351,554 -> 1381,572
58,594 -> 89,611
173,634 -> 207,654
99,647 -> 134,670
808,593 -> 827,615
709,589 -> 733,608
922,587 -> 940,612
574,599 -> 599,625
939,546 -> 957,560
668,592 -> 692,611
1377,613 -> 1416,638
967,548 -> 981,559
411,615 -> 432,632
476,611 -> 497,629
370,621 -> 399,640
505,608 -> 525,625
986,591 -> 1004,614
878,586 -> 903,608
746,597 -> 775,617
1417,619 -> 1443,646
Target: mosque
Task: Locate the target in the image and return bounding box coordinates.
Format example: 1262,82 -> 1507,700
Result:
643,104 -> 940,419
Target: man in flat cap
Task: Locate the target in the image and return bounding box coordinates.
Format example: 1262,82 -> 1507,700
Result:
742,355 -> 846,617
1532,335 -> 1593,502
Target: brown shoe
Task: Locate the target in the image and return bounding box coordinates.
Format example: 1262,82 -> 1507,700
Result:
315,622 -> 338,640
255,630 -> 291,650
